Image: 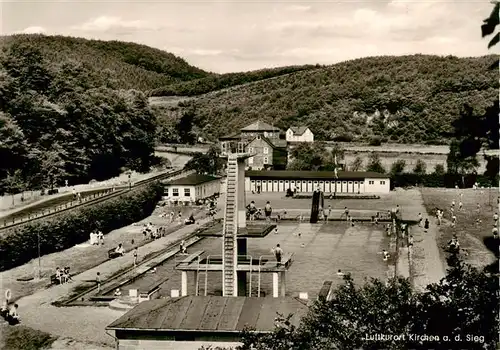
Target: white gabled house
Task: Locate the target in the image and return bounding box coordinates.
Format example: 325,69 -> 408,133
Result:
286,126 -> 314,143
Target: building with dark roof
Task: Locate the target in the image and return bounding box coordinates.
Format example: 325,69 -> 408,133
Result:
286,126 -> 314,143
245,170 -> 390,194
106,296 -> 308,349
218,121 -> 288,170
162,174 -> 221,203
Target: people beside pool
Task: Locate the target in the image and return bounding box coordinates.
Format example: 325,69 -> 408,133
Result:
6,304 -> 20,325
492,225 -> 498,239
458,201 -> 463,210
115,243 -> 125,256
493,213 -> 498,226
114,288 -> 122,296
96,272 -> 101,293
408,235 -> 414,247
341,207 -> 349,220
133,247 -> 138,267
180,240 -> 187,254
247,201 -> 257,221
264,201 -> 272,221
451,214 -> 457,227
97,230 -> 104,245
273,244 -> 283,266
184,214 -> 195,225
381,250 -> 390,261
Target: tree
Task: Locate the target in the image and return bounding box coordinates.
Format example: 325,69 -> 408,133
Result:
413,159 -> 427,175
350,156 -> 363,172
184,146 -> 225,175
176,108 -> 196,144
433,164 -> 445,176
322,143 -> 345,171
366,153 -> 386,173
390,159 -> 406,175
235,251 -> 499,350
288,143 -> 327,171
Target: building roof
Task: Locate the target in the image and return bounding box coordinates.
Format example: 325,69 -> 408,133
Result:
247,136 -> 287,150
288,126 -> 309,136
245,170 -> 389,180
219,132 -> 241,141
107,296 -> 308,333
165,174 -> 220,186
240,120 -> 281,132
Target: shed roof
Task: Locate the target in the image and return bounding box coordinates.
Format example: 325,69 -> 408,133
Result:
241,120 -> 280,132
107,296 -> 308,333
219,132 -> 241,141
245,170 -> 389,180
165,174 -> 220,186
288,126 -> 309,136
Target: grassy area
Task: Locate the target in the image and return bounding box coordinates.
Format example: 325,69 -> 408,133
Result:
0,324 -> 57,350
0,206 -> 207,303
420,188 -> 498,269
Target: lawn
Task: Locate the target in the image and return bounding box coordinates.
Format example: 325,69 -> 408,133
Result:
0,323 -> 57,350
420,187 -> 498,269
0,205 -> 209,302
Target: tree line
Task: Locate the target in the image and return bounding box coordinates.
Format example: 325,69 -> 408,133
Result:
0,41 -> 159,194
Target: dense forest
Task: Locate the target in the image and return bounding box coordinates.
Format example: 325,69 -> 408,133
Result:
159,55 -> 498,144
149,65 -> 321,96
0,38 -> 159,194
0,35 -> 211,91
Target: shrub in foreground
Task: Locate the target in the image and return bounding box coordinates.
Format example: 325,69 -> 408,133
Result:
0,182 -> 163,271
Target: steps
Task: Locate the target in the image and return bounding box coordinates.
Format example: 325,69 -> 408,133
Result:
223,157 -> 238,296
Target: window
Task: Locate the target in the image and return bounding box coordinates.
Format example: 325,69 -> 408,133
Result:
263,147 -> 269,154
279,180 -> 283,183
348,181 -> 352,184
184,188 -> 190,197
248,157 -> 254,165
264,157 -> 269,164
264,132 -> 268,137
359,181 -> 364,185
369,181 -> 374,185
380,181 -> 386,185
164,188 -> 169,196
285,180 -> 289,184
256,135 -> 261,140
173,188 -> 179,197
249,147 -> 254,153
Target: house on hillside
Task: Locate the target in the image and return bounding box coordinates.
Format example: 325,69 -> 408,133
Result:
286,126 -> 314,143
218,120 -> 288,170
246,135 -> 288,170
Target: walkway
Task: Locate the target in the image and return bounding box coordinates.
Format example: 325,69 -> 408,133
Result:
407,190 -> 447,292
13,216 -> 215,347
0,169 -> 168,218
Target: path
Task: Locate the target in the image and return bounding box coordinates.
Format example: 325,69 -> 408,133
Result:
0,168 -> 168,216
408,190 -> 447,292
13,216 -> 215,347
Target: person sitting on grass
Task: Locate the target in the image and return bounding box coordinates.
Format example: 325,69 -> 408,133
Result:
336,269 -> 345,277
55,267 -> 63,284
115,243 -> 125,256
7,304 -> 20,325
379,250 -> 390,261
1,300 -> 9,320
448,235 -> 460,250
63,267 -> 72,283
180,240 -> 188,254
114,288 -> 122,297
184,214 -> 195,225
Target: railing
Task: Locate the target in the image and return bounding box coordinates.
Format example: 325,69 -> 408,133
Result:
0,168 -> 192,232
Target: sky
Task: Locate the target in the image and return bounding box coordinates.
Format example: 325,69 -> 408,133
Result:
1,0 -> 495,73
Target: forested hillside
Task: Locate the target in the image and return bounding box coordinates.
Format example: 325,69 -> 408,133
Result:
0,35 -> 211,90
149,65 -> 321,96
164,55 -> 498,144
0,38 -> 159,194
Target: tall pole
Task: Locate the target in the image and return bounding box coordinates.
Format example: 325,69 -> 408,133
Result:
37,232 -> 41,279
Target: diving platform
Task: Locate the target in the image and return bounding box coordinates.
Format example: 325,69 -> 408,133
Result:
175,252 -> 294,298
197,222 -> 276,238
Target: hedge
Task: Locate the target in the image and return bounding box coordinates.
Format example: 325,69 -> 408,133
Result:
0,182 -> 163,272
391,173 -> 499,189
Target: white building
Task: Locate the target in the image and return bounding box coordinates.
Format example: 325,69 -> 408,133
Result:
286,126 -> 314,143
245,170 -> 390,194
163,174 -> 221,203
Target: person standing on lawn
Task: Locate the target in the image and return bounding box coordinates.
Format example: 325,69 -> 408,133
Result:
96,272 -> 101,293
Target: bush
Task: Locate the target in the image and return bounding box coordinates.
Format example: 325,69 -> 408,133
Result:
390,172 -> 496,188
368,136 -> 382,146
0,183 -> 163,271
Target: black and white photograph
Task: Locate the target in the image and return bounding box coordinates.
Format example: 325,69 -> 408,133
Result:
0,0 -> 499,349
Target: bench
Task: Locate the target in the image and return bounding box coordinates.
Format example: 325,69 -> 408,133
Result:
108,249 -> 123,259
317,281 -> 333,301
50,274 -> 61,285
177,250 -> 204,265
